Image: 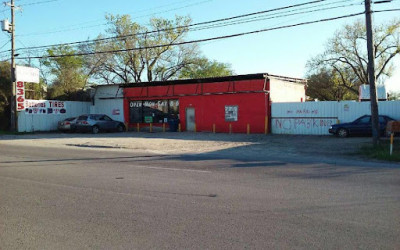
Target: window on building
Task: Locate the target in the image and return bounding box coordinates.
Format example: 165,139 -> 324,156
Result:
129,100 -> 179,123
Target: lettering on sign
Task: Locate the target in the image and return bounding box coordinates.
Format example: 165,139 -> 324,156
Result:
130,101 -> 142,108
273,118 -> 336,131
286,109 -> 319,115
24,100 -> 66,114
16,81 -> 25,111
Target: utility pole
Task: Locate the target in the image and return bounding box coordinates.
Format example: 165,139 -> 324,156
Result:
10,0 -> 16,132
364,0 -> 380,146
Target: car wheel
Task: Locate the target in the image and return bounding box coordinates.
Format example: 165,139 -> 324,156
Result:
92,126 -> 99,134
117,124 -> 125,132
337,128 -> 348,138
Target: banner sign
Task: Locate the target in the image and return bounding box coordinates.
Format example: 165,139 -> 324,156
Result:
16,81 -> 25,111
24,100 -> 66,115
15,65 -> 40,83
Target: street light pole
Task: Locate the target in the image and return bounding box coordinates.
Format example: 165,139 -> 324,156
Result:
364,0 -> 380,146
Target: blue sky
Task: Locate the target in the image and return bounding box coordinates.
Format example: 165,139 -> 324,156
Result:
1,0 -> 399,91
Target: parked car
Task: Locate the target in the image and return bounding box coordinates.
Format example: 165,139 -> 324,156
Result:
57,117 -> 77,132
75,114 -> 125,134
329,115 -> 395,138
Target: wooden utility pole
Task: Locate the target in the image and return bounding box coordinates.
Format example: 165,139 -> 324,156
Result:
364,0 -> 380,146
9,0 -> 16,131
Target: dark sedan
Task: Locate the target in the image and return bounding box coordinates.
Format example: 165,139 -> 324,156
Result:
329,115 -> 395,138
75,114 -> 125,134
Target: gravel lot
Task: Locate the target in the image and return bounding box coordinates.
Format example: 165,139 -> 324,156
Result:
0,132 -> 380,160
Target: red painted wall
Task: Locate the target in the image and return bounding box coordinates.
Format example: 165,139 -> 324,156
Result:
179,93 -> 268,133
123,78 -> 270,133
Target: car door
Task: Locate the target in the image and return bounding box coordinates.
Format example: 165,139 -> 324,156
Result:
351,116 -> 371,135
96,115 -> 109,130
102,115 -> 115,130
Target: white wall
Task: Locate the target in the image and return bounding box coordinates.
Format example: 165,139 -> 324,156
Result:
92,85 -> 125,123
271,101 -> 400,135
18,100 -> 90,132
269,77 -> 306,103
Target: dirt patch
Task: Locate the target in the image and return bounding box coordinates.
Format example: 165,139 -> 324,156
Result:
0,132 -> 379,160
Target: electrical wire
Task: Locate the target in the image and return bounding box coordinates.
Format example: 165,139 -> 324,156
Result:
187,2 -> 361,34
17,0 -> 213,37
374,8 -> 400,13
7,0 -> 348,54
19,0 -> 60,7
15,12 -> 366,60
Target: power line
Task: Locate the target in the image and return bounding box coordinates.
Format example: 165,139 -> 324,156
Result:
16,0 -> 213,37
0,40 -> 9,50
18,0 -> 330,38
0,0 -> 59,13
8,0 -> 346,54
16,12 -> 366,60
19,0 -> 60,7
187,2 -> 361,34
374,8 -> 400,13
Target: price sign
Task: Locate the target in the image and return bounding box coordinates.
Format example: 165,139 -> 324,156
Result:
16,81 -> 25,111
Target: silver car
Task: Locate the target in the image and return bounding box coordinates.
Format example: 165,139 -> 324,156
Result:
75,114 -> 125,134
57,117 -> 77,132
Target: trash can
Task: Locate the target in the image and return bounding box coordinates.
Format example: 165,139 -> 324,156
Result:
168,118 -> 179,132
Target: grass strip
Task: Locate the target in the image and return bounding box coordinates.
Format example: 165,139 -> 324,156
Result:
360,139 -> 400,162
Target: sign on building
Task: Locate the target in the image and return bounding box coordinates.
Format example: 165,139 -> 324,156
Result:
15,66 -> 40,111
225,105 -> 238,122
15,65 -> 40,83
16,81 -> 25,111
24,100 -> 66,115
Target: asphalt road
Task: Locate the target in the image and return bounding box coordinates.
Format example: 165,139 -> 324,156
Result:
1,143 -> 399,249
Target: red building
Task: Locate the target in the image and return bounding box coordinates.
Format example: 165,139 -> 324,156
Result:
123,73 -> 306,133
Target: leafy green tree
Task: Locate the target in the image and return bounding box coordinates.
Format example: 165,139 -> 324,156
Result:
306,19 -> 400,99
87,14 -> 200,83
178,57 -> 234,79
0,61 -> 11,106
388,91 -> 400,100
0,61 -> 11,130
306,69 -> 358,101
41,45 -> 87,99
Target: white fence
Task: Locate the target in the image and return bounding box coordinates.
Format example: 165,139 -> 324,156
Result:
18,100 -> 91,132
271,101 -> 400,135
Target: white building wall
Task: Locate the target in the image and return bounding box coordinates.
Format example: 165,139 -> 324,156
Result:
92,85 -> 125,123
272,101 -> 400,135
18,101 -> 90,132
269,77 -> 306,103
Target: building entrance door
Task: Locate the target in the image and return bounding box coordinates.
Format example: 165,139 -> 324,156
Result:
186,107 -> 195,131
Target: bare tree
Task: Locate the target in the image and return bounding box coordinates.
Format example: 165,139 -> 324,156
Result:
87,14 -> 200,84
